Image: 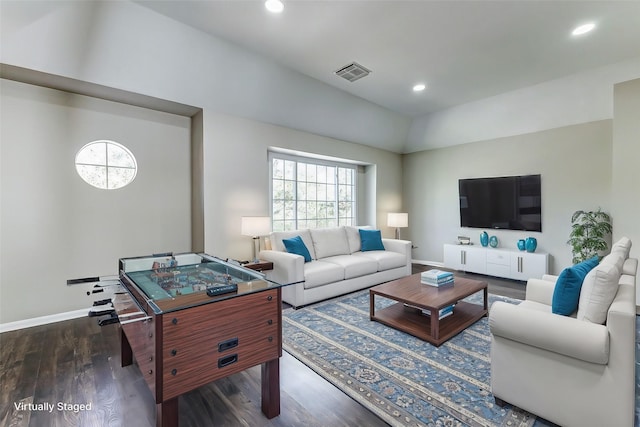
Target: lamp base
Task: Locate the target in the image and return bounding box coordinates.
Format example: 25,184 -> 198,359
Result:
252,236 -> 260,263
395,228 -> 401,240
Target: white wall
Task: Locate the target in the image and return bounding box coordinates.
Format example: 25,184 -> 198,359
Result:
611,78 -> 640,304
0,0 -> 409,152
403,120 -> 613,274
0,80 -> 191,323
406,57 -> 640,152
200,111 -> 403,261
0,1 -> 406,324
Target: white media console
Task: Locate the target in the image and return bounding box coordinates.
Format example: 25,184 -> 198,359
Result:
443,244 -> 548,281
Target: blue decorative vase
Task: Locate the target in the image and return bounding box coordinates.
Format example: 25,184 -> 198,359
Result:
525,237 -> 537,253
517,239 -> 526,251
489,235 -> 499,248
480,231 -> 489,247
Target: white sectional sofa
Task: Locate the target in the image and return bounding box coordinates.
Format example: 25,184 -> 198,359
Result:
259,226 -> 412,308
489,237 -> 637,427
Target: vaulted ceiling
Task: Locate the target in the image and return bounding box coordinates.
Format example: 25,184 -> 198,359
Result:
137,0 -> 640,118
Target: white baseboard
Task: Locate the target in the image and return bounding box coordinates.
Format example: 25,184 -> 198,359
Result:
0,308 -> 88,333
0,261 -> 445,332
411,259 -> 444,267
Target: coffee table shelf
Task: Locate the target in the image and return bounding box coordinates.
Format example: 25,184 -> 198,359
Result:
369,274 -> 488,347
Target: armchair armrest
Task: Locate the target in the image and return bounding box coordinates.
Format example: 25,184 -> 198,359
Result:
622,258 -> 637,276
525,278 -> 556,306
489,301 -> 609,365
258,250 -> 304,285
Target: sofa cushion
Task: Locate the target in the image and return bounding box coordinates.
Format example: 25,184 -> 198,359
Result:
303,260 -> 345,289
345,225 -> 373,253
282,236 -> 312,262
354,250 -> 406,271
577,262 -> 621,324
270,229 -> 317,260
359,229 -> 385,251
320,255 -> 378,279
310,227 -> 350,259
551,256 -> 599,316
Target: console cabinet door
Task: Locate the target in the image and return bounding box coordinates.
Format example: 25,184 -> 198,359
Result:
464,246 -> 487,274
443,244 -> 465,270
510,252 -> 548,281
443,244 -> 486,274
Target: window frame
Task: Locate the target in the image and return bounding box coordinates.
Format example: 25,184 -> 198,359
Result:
269,151 -> 358,231
75,140 -> 137,190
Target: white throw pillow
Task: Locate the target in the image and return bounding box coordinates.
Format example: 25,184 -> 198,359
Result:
310,227 -> 350,259
611,236 -> 632,259
600,250 -> 625,271
576,262 -> 621,324
344,225 -> 373,253
270,229 -> 317,260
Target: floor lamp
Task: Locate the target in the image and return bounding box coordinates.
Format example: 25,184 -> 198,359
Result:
241,216 -> 272,263
387,213 -> 408,240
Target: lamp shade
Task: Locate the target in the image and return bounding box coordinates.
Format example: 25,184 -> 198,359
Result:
387,213 -> 408,228
241,216 -> 271,237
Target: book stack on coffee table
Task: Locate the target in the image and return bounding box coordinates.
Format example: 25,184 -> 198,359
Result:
420,269 -> 454,287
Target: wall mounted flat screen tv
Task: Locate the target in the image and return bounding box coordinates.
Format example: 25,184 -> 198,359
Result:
459,174 -> 542,232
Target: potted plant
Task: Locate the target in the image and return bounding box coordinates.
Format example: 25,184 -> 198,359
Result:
567,209 -> 613,264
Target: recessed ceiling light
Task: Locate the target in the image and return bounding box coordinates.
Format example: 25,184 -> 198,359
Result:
265,0 -> 284,13
572,22 -> 596,36
413,83 -> 426,92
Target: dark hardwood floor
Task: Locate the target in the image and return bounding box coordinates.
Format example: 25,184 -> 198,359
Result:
0,265 -> 526,427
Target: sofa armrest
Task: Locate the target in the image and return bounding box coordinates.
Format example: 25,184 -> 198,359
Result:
525,278 -> 555,306
489,301 -> 609,364
258,250 -> 304,285
381,238 -> 412,261
541,274 -> 559,283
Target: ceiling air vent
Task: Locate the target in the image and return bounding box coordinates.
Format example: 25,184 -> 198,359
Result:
334,62 -> 371,82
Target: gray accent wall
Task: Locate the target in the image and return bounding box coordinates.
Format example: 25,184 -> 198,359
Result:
403,120 -> 613,274
612,78 -> 640,303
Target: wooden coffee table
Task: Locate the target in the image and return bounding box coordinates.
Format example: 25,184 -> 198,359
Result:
369,273 -> 488,346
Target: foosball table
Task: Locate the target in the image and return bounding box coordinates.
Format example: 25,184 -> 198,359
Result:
112,253 -> 287,427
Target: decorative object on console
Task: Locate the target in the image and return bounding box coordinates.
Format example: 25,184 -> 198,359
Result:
480,231 -> 489,247
489,235 -> 499,248
567,209 -> 612,264
387,212 -> 408,239
241,216 -> 272,263
457,235 -> 471,245
525,237 -> 537,253
517,239 -> 526,251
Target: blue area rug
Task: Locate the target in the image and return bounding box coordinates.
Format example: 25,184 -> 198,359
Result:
283,290 -> 538,427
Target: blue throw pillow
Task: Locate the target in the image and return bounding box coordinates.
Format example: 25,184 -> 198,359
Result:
359,229 -> 385,251
551,256 -> 599,315
282,235 -> 312,262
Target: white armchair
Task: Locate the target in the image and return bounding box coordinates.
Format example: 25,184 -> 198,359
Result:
489,239 -> 637,427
